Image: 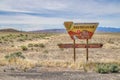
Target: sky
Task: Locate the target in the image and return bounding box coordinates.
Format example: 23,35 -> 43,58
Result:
0,0 -> 120,31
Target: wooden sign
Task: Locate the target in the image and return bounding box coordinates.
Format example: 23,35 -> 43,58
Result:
58,44 -> 103,48
59,21 -> 101,63
64,22 -> 99,40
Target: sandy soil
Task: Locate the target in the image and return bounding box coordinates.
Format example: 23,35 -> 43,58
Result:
0,32 -> 120,80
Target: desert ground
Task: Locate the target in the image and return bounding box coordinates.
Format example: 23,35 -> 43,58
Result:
0,32 -> 120,80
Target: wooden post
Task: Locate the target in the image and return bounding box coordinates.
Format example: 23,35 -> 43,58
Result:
73,39 -> 76,62
84,39 -> 89,72
86,39 -> 89,62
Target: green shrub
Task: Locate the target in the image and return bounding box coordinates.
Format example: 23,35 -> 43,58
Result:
5,52 -> 25,62
25,34 -> 28,37
28,43 -> 34,47
21,45 -> 28,51
34,43 -> 45,48
17,38 -> 25,42
96,64 -> 109,73
34,44 -> 39,47
43,50 -> 48,53
11,45 -> 14,47
20,34 -> 24,36
1,36 -> 5,39
109,64 -> 119,73
96,63 -> 120,74
28,38 -> 32,41
0,41 -> 2,43
38,43 -> 45,48
4,38 -> 8,41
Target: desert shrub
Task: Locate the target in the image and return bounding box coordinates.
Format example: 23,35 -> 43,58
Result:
17,38 -> 25,42
39,35 -> 46,38
96,64 -> 109,73
7,34 -> 12,37
20,34 -> 24,37
25,34 -> 28,37
3,38 -> 8,41
108,39 -> 114,44
17,35 -> 21,37
5,52 -> 25,62
38,43 -> 45,48
31,47 -> 34,50
33,43 -> 45,48
11,45 -> 14,47
0,41 -> 2,43
32,35 -> 40,38
4,52 -> 38,72
43,50 -> 48,53
1,36 -> 5,39
28,38 -> 32,41
21,45 -> 28,51
109,64 -> 119,73
28,43 -> 34,47
96,63 -> 120,74
23,36 -> 28,40
34,44 -> 39,47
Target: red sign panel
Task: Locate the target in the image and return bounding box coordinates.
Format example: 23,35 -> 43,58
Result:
58,44 -> 103,48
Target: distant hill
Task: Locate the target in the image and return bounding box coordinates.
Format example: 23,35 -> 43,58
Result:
31,27 -> 120,33
31,29 -> 66,33
0,27 -> 120,33
0,28 -> 21,32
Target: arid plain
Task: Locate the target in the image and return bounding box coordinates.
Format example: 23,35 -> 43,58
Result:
0,31 -> 120,80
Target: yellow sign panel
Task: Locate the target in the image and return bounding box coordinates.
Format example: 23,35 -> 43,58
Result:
64,22 -> 99,39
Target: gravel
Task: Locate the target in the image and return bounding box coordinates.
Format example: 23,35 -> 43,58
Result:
0,71 -> 120,80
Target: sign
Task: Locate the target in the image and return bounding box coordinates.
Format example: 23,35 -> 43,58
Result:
64,22 -> 99,40
58,21 -> 102,63
58,44 -> 103,48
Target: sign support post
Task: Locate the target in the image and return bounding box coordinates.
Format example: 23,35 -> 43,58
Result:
73,39 -> 76,62
85,39 -> 89,72
86,39 -> 89,62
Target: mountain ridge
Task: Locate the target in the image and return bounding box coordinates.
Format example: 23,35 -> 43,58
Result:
0,27 -> 120,33
31,27 -> 120,33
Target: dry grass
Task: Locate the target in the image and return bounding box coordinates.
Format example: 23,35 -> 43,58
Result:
0,32 -> 120,71
0,58 -> 37,71
1,58 -> 120,72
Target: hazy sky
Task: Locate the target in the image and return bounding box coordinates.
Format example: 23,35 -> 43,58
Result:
0,0 -> 120,30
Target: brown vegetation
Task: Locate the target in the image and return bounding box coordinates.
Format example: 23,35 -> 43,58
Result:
0,32 -> 120,72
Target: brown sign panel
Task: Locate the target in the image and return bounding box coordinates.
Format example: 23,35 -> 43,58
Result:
58,44 -> 103,48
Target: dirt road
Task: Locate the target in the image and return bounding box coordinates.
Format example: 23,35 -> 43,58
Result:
0,71 -> 120,80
